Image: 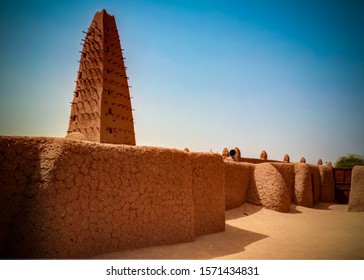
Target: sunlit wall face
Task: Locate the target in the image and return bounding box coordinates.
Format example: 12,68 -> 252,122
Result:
0,0 -> 363,163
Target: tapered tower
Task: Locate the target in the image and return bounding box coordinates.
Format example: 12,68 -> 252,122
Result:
67,9 -> 135,145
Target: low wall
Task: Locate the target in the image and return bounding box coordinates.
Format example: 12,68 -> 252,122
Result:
239,157 -> 281,164
224,161 -> 252,210
0,136 -> 337,258
190,153 -> 225,236
0,136 -> 224,258
308,165 -> 321,204
294,163 -> 313,207
348,166 -> 364,212
319,165 -> 335,203
246,163 -> 291,212
245,162 -> 334,211
271,163 -> 295,201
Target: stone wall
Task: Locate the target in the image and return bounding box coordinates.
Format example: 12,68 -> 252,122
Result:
348,166 -> 364,212
0,136 -> 223,258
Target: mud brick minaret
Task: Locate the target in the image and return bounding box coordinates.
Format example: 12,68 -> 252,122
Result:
67,9 -> 136,145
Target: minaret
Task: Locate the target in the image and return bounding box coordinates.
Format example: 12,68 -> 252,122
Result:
67,9 -> 136,145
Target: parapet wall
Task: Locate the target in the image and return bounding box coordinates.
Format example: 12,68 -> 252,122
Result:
224,161 -> 252,210
245,162 -> 334,212
0,136 -> 224,258
0,136 -> 335,258
247,163 -> 291,212
190,153 -> 225,235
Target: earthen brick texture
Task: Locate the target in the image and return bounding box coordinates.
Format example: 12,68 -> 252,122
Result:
0,136 -> 225,258
0,136 -> 336,257
224,161 -> 252,210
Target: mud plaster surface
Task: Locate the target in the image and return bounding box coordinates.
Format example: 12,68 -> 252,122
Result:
0,136 -> 223,258
1,136 -> 336,258
348,166 -> 364,212
96,202 -> 364,260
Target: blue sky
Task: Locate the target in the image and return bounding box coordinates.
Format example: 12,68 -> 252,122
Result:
0,0 -> 363,163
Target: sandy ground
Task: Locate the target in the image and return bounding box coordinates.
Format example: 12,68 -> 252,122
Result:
95,203 -> 364,260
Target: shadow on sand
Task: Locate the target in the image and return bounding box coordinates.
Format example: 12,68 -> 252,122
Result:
94,224 -> 268,260
313,202 -> 341,210
225,203 -> 263,220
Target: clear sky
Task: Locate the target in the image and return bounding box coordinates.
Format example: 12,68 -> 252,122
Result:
0,0 -> 363,163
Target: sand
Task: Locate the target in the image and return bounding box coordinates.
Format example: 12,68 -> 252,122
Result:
95,203 -> 364,260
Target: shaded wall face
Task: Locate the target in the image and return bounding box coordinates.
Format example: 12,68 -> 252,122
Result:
0,137 -> 44,256
348,166 -> 364,212
319,165 -> 335,203
190,153 -> 225,236
271,163 -> 295,201
308,165 -> 321,204
100,14 -> 135,145
293,163 -> 313,207
0,137 -> 227,258
224,161 -> 252,210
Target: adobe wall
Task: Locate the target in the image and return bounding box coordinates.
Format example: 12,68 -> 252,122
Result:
0,136 -> 336,257
293,163 -> 314,207
189,153 -> 225,236
308,164 -> 321,204
319,165 -> 335,203
246,163 -> 291,212
0,136 -> 225,258
239,157 -> 281,164
271,163 -> 295,201
224,161 -> 253,210
348,166 -> 364,212
246,162 -> 334,211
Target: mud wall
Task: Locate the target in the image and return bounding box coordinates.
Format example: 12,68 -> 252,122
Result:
239,157 -> 281,164
246,162 -> 334,212
190,153 -> 225,236
348,166 -> 364,212
224,161 -> 253,210
319,165 -> 335,203
0,136 -> 224,258
294,163 -> 314,207
246,163 -> 291,212
0,136 -> 336,258
308,165 -> 321,204
271,163 -> 295,201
